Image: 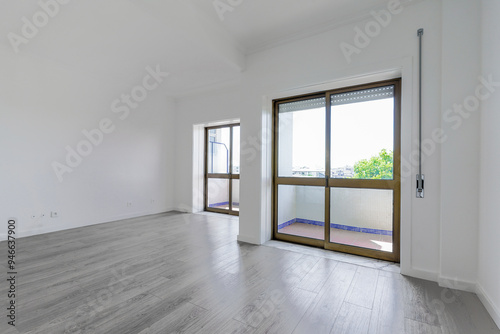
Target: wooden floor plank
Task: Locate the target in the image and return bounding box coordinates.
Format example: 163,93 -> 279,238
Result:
293,262 -> 358,334
403,276 -> 443,327
330,302 -> 372,334
137,301 -> 208,334
254,287 -> 317,333
0,212 -> 496,334
436,288 -> 500,334
405,318 -> 443,334
344,266 -> 380,309
368,274 -> 406,334
295,257 -> 339,293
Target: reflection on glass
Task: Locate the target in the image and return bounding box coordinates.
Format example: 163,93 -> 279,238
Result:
278,97 -> 325,177
330,188 -> 393,252
232,126 -> 240,174
208,128 -> 230,174
331,86 -> 394,179
232,179 -> 239,211
277,185 -> 324,240
207,179 -> 229,210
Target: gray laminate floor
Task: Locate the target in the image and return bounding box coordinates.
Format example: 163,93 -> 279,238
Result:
0,212 -> 498,334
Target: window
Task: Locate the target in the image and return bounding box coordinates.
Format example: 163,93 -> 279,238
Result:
205,124 -> 240,215
273,80 -> 401,262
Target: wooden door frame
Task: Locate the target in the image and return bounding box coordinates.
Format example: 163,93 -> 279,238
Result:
272,79 -> 401,262
204,123 -> 240,216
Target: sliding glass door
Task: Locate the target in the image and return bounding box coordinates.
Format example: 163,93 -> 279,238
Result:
273,80 -> 401,262
205,124 -> 240,216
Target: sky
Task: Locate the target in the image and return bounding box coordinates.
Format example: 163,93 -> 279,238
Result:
210,98 -> 394,174
290,98 -> 394,170
209,126 -> 240,174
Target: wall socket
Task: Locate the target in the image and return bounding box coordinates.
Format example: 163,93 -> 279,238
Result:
51,211 -> 59,218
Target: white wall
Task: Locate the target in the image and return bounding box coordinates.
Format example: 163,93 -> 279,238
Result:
176,0 -> 443,278
232,179 -> 240,205
207,178 -> 229,205
174,87 -> 242,213
278,186 -> 393,231
330,188 -> 393,231
477,0 -> 500,327
439,0 -> 481,290
295,186 -> 324,223
277,185 -> 296,226
0,45 -> 175,239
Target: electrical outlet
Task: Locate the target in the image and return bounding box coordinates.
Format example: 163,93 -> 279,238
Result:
51,211 -> 59,218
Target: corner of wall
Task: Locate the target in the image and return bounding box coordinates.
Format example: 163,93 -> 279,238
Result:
237,234 -> 262,245
437,275 -> 477,293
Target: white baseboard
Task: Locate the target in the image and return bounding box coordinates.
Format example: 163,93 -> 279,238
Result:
174,206 -> 196,214
401,267 -> 438,282
476,283 -> 500,330
110,207 -> 176,222
390,268 -> 499,330
438,275 -> 477,293
402,269 -> 476,293
0,209 -> 176,242
237,234 -> 261,245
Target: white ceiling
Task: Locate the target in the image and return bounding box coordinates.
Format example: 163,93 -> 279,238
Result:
190,0 -> 398,53
0,0 -> 410,96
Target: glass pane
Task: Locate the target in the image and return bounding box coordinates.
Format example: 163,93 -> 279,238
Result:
330,188 -> 393,252
331,86 -> 394,179
232,179 -> 239,212
277,185 -> 324,240
232,126 -> 240,174
278,98 -> 325,177
208,127 -> 230,174
207,178 -> 229,210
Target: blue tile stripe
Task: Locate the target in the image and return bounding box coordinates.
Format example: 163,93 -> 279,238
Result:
208,201 -> 239,208
278,218 -> 296,230
330,223 -> 393,236
209,201 -> 228,207
278,218 -> 392,236
296,218 -> 324,226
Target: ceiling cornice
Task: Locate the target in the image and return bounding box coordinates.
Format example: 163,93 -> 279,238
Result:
245,0 -> 427,55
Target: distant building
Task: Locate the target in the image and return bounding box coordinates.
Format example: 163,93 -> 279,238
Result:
291,166 -> 353,178
331,165 -> 354,178
292,168 -> 325,177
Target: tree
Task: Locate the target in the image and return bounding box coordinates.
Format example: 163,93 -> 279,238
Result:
353,149 -> 393,179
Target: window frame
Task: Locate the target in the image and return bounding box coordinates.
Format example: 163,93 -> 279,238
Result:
204,123 -> 240,216
272,79 -> 401,262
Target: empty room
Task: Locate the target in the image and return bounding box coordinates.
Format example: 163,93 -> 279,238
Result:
1,0 -> 500,333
